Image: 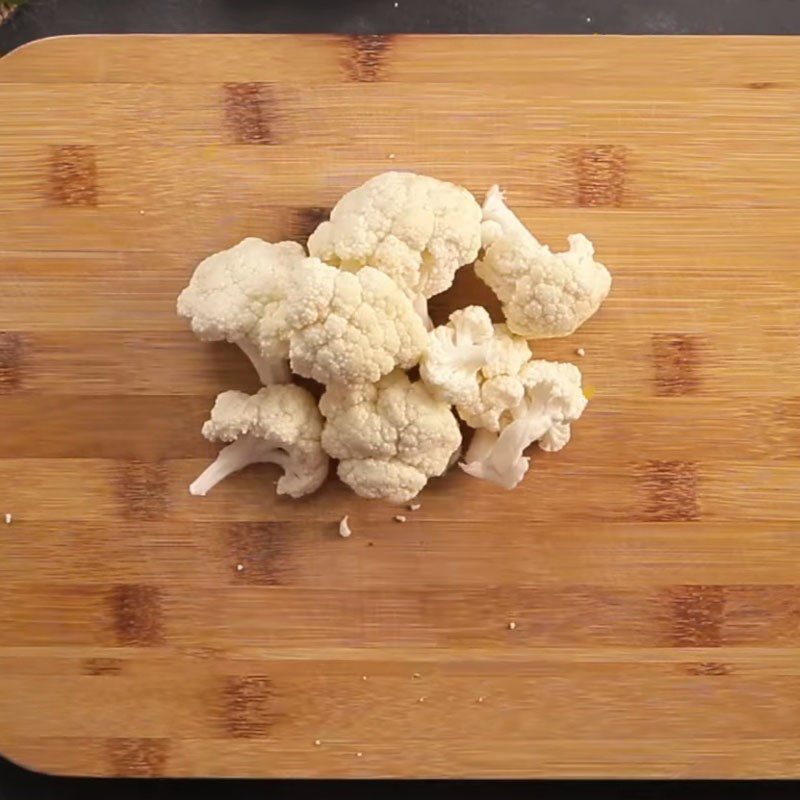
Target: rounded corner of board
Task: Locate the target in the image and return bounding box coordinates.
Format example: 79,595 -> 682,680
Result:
0,741 -> 82,781
0,34 -> 89,76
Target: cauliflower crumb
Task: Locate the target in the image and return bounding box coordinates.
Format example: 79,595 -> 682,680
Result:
508,621 -> 517,630
356,752 -> 363,758
314,739 -> 321,746
362,675 -> 368,681
418,696 -> 426,703
408,503 -> 421,511
388,153 -> 396,160
339,515 -> 352,538
4,513 -> 11,525
235,563 -> 244,572
412,672 -> 421,679
576,347 -> 586,357
477,696 -> 485,703
394,515 -> 407,523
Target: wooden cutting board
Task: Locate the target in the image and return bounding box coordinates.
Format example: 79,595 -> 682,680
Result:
1,34 -> 799,779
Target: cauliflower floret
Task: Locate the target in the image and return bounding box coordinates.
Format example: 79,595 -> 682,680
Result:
457,323 -> 532,431
461,359 -> 587,490
320,371 -> 462,503
477,186 -> 612,338
308,172 -> 482,328
284,258 -> 427,386
458,374 -> 525,433
419,306 -> 495,407
177,237 -> 305,384
420,307 -> 532,433
189,385 -> 329,498
483,323 -> 532,379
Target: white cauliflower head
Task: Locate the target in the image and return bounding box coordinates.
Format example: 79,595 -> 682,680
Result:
456,322 -> 533,431
319,370 -> 462,503
420,307 -> 532,433
419,305 -> 495,408
461,359 -> 587,489
477,186 -> 612,339
189,385 -> 329,499
177,237 -> 305,383
308,172 -> 482,326
284,258 -> 427,386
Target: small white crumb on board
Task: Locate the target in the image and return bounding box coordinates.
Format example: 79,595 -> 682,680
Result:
408,503 -> 421,511
235,563 -> 244,572
339,515 -> 352,538
394,514 -> 407,523
508,621 -> 517,630
4,513 -> 11,525
576,347 -> 586,357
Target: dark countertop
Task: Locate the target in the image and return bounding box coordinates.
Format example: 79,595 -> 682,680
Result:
1,0 -> 799,797
0,0 -> 799,52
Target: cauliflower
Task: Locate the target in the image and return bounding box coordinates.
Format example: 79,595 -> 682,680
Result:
420,306 -> 532,432
457,323 -> 532,431
319,370 -> 462,503
477,186 -> 612,338
189,385 -> 329,498
284,258 -> 427,386
177,237 -> 305,384
419,305 -> 495,407
461,360 -> 587,490
308,172 -> 482,328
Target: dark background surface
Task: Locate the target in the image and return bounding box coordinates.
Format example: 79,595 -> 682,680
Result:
1,0 -> 800,51
1,0 -> 799,796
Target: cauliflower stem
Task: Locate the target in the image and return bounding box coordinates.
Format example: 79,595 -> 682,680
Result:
236,337 -> 290,385
190,385 -> 329,499
461,423 -> 542,491
481,185 -> 538,244
189,434 -> 292,497
412,294 -> 434,331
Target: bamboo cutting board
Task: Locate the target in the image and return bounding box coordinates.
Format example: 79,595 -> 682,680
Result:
1,34 -> 800,779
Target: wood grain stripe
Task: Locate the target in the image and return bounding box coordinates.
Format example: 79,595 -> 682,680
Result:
226,523 -> 293,586
82,657 -> 124,676
345,35 -> 392,82
652,334 -> 703,396
108,584 -> 164,646
117,461 -> 168,520
662,585 -> 725,647
572,145 -> 627,207
219,676 -> 281,738
0,332 -> 23,392
106,737 -> 168,777
223,83 -> 278,145
48,145 -> 97,206
682,662 -> 732,676
638,461 -> 700,522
